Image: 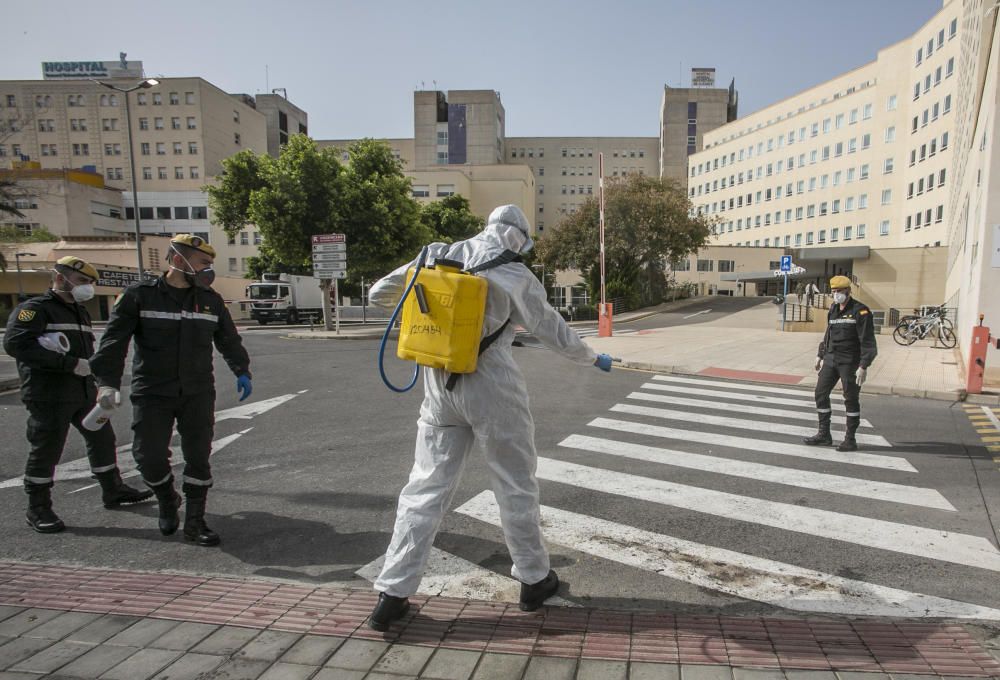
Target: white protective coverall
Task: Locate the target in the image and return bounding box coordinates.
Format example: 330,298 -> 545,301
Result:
370,204 -> 597,597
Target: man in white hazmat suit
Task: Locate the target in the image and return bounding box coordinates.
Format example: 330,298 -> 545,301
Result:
367,204 -> 613,631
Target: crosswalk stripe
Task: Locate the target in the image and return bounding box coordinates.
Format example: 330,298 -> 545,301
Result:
588,417 -> 916,472
533,458 -> 1000,572
558,434 -> 953,511
641,382 -> 848,412
611,403 -> 892,448
627,391 -> 872,428
455,492 -> 1000,620
356,547 -> 577,606
653,374 -> 844,401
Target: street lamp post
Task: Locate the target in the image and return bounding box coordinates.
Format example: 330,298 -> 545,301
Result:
93,77 -> 159,279
14,251 -> 37,301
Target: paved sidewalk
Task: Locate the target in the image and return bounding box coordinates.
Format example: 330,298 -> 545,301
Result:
588,302 -> 998,406
0,562 -> 997,679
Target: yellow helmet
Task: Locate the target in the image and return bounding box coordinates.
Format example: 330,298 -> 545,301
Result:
170,233 -> 216,258
829,275 -> 852,290
55,255 -> 98,282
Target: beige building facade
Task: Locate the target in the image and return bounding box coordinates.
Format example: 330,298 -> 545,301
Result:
689,4 -> 959,254
660,81 -> 739,187
0,165 -> 123,237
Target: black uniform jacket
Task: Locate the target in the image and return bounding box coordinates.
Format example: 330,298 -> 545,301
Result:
818,297 -> 878,368
90,276 -> 251,398
3,290 -> 96,403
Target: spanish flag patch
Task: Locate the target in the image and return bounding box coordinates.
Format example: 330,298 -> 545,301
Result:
859,309 -> 869,315
17,309 -> 36,322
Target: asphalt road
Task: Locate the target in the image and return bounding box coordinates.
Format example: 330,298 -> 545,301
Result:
1,328 -> 998,623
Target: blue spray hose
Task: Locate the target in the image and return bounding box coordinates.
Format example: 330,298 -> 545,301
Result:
378,246 -> 429,392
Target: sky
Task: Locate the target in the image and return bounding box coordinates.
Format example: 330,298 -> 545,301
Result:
3,0 -> 944,140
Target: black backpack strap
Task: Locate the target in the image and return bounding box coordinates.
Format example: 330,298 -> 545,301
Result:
445,318 -> 512,391
465,250 -> 522,274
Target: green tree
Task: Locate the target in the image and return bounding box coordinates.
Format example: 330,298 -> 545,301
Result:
0,225 -> 59,272
535,173 -> 714,308
419,194 -> 483,243
205,135 -> 431,294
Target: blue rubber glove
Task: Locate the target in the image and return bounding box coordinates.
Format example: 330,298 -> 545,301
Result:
236,374 -> 252,402
594,354 -> 613,372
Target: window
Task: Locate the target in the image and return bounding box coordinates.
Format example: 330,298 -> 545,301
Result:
820,201 -> 828,216
845,225 -> 853,240
862,103 -> 872,120
672,259 -> 691,272
140,142 -> 150,156
806,232 -> 814,245
169,92 -> 179,105
190,166 -> 200,179
239,231 -> 249,246
835,114 -> 844,129
822,118 -> 831,134
137,93 -> 146,105
944,95 -> 951,113
188,142 -> 198,154
172,142 -> 182,155
718,260 -> 735,273
174,206 -> 189,219
884,126 -> 895,143
191,206 -> 207,219
831,228 -> 839,242
157,167 -> 167,180
152,93 -> 162,105
914,83 -> 921,100
696,259 -> 713,272
185,92 -> 195,104
811,123 -> 818,137
859,193 -> 868,209
935,66 -> 942,86
228,257 -> 237,272
881,189 -> 892,205
879,220 -> 890,236
142,167 -> 152,180
936,205 -> 944,223
946,57 -> 955,77
916,47 -> 923,65
846,168 -> 856,182
884,157 -> 894,174
906,215 -> 913,231
174,167 -> 184,179
412,185 -> 430,198
234,132 -> 241,145
155,206 -> 170,219
171,117 -> 181,130
932,102 -> 940,121
822,146 -> 830,160
187,116 -> 197,129
887,95 -> 897,111
938,168 -> 946,186
156,142 -> 166,155
950,18 -> 957,38
833,171 -> 842,186
154,117 -> 164,130
860,164 -> 869,180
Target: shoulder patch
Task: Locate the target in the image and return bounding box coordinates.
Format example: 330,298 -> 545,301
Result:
17,309 -> 36,322
859,309 -> 869,315
113,293 -> 124,308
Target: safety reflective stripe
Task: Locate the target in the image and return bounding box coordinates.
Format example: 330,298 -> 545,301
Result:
817,408 -> 833,413
144,473 -> 173,487
24,475 -> 53,484
139,310 -> 219,322
46,323 -> 95,334
182,475 -> 213,486
846,412 -> 861,417
828,318 -> 857,325
90,464 -> 116,474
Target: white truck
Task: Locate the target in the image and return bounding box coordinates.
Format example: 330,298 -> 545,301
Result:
246,273 -> 325,325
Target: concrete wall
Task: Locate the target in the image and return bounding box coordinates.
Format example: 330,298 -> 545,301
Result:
852,245 -> 947,311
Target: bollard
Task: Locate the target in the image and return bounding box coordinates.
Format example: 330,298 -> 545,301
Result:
598,303 -> 614,337
966,314 -> 992,394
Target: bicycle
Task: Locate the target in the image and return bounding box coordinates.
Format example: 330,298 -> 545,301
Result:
892,307 -> 956,348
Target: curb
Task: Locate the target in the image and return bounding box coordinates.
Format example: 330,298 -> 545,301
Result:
285,332 -> 386,341
615,360 -> 969,403
0,377 -> 19,392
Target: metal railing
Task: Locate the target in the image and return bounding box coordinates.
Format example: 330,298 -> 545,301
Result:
784,303 -> 813,323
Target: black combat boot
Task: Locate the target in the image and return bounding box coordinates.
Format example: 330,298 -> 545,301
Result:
803,412 -> 833,446
25,486 -> 65,534
369,592 -> 410,632
96,469 -> 154,508
519,570 -> 560,612
837,416 -> 861,452
152,481 -> 182,536
183,497 -> 220,546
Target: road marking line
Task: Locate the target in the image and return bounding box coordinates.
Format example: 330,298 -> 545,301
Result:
683,309 -> 712,319
559,434 -> 952,510
610,403 -> 891,448
627,391 -> 873,428
533,458 -> 1000,572
980,436 -> 1000,443
980,405 -> 1000,431
356,547 -> 577,606
455,492 -> 1000,620
653,374 -> 844,401
588,418 -> 916,472
641,382 -> 848,412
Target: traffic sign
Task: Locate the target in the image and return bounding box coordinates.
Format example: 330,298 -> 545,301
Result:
780,255 -> 792,272
312,243 -> 346,253
311,233 -> 346,245
312,269 -> 346,279
312,251 -> 347,262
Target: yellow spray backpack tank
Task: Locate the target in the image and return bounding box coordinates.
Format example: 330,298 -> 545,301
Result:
396,259 -> 487,374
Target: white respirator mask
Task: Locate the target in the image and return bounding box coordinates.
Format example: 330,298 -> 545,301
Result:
833,292 -> 848,305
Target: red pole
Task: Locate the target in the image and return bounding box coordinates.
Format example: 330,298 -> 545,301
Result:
598,153 -> 613,337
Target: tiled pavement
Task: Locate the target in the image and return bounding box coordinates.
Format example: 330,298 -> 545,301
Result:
0,562 -> 997,679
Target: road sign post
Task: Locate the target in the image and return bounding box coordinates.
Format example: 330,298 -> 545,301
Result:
311,234 -> 347,333
779,256 -> 792,332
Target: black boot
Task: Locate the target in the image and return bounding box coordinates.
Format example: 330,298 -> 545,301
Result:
803,412 -> 833,446
183,498 -> 220,546
519,570 -> 559,612
369,592 -> 410,632
837,416 -> 861,452
152,481 -> 182,536
25,486 -> 64,534
96,469 -> 154,509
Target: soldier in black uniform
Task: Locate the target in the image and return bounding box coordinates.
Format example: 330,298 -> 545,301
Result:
3,256 -> 152,533
90,235 -> 252,546
804,275 -> 878,452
